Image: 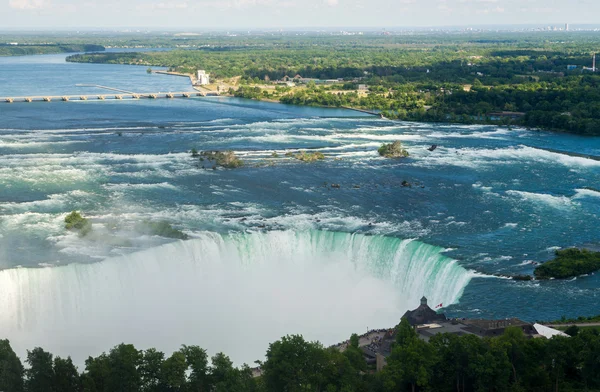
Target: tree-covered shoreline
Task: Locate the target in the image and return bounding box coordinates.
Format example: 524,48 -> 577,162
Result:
0,44 -> 105,57
66,33 -> 600,136
2,316 -> 600,392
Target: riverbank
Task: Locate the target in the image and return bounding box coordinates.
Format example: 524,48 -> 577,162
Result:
0,44 -> 105,57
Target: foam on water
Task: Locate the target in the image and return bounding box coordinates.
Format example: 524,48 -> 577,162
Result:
505,190 -> 576,209
573,189 -> 600,199
409,145 -> 600,170
0,230 -> 473,366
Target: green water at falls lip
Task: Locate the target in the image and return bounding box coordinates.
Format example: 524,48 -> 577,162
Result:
0,230 -> 472,367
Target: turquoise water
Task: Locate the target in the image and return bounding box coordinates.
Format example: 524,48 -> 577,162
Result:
0,53 -> 599,362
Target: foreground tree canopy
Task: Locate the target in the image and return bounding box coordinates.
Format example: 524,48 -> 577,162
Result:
1,317 -> 600,392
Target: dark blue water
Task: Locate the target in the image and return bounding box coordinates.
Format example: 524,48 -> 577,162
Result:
1,53 -> 599,332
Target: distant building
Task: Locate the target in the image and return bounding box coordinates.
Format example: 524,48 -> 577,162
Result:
567,65 -> 578,70
583,54 -> 597,72
196,70 -> 210,85
357,84 -> 369,91
565,23 -> 569,31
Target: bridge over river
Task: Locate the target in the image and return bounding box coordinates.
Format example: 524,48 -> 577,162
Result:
1,84 -> 218,103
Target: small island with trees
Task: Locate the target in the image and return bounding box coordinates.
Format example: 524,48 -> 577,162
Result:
378,141 -> 409,158
534,248 -> 600,280
64,211 -> 92,237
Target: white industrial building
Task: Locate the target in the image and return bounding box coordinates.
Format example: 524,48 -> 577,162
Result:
197,70 -> 210,85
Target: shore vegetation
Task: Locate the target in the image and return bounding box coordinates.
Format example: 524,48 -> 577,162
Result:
0,44 -> 104,57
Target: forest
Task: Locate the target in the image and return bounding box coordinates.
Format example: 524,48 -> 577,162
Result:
1,317 -> 599,392
64,32 -> 600,135
0,44 -> 104,56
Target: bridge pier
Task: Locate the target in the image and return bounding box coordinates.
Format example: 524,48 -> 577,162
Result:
43,97 -> 52,102
62,97 -> 69,102
115,95 -> 123,100
25,98 -> 32,102
5,98 -> 14,103
80,96 -> 87,101
149,94 -> 157,99
166,93 -> 174,99
98,96 -> 105,100
183,93 -> 191,98
132,94 -> 140,99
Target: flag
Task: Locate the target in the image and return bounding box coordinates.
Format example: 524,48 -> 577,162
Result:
435,303 -> 443,309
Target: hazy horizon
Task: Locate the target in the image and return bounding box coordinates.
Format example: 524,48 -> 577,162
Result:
1,0 -> 598,30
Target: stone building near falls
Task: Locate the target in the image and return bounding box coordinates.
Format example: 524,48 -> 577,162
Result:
359,296 -> 557,372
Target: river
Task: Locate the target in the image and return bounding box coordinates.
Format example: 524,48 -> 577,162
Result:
0,52 -> 599,365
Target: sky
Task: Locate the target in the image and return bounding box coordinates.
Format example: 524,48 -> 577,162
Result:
0,0 -> 598,29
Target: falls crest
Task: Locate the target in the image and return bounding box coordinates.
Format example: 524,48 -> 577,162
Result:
0,230 -> 473,365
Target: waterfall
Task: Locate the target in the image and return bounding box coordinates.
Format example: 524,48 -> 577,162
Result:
0,230 -> 473,366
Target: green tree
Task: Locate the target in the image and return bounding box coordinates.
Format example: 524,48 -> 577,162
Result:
263,334 -> 330,392
429,333 -> 483,392
106,344 -> 142,392
0,339 -> 25,392
210,352 -> 246,392
395,317 -> 417,348
180,345 -> 210,391
579,330 -> 600,389
545,336 -> 578,392
470,338 -> 511,392
498,327 -> 527,385
81,354 -> 109,392
324,348 -> 361,392
53,357 -> 80,392
519,337 -> 552,392
139,348 -> 164,392
160,351 -> 187,392
563,325 -> 579,337
383,338 -> 434,392
344,334 -> 367,373
25,347 -> 55,392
